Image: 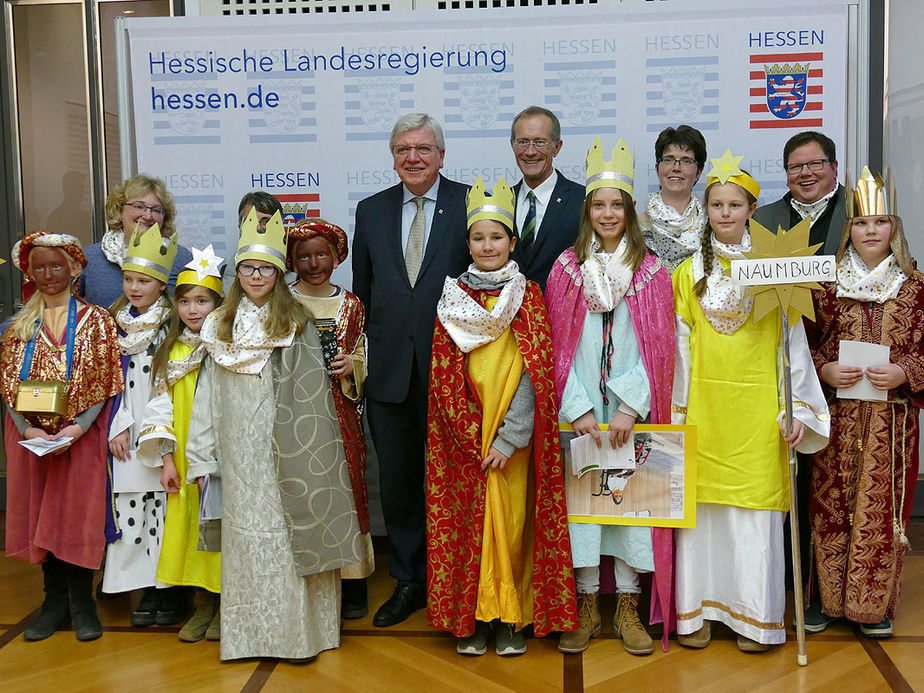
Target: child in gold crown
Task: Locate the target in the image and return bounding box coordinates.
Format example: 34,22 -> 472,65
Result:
427,176 -> 577,656
671,151 -> 829,652
139,246 -> 225,643
186,209 -> 361,662
804,168 -> 924,639
544,137 -> 676,657
286,219 -> 374,620
102,223 -> 188,627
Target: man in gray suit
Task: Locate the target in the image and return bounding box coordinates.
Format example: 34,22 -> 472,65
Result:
753,130 -> 846,255
509,106 -> 584,290
352,114 -> 470,627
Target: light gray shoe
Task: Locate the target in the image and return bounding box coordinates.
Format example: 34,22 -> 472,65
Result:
456,620 -> 492,656
495,623 -> 526,656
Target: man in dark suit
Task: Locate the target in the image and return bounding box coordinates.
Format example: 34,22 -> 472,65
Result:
509,106 -> 584,290
352,113 -> 470,627
753,130 -> 846,256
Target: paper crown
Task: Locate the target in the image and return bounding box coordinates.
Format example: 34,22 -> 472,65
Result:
705,149 -> 761,200
847,166 -> 893,218
177,244 -> 224,295
466,176 -> 515,229
585,136 -> 634,197
236,208 -> 287,271
123,223 -> 178,283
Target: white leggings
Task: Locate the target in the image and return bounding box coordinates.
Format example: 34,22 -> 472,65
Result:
575,558 -> 642,595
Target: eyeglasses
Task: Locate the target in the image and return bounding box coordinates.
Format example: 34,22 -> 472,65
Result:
786,159 -> 830,175
512,138 -> 552,151
123,201 -> 165,218
658,156 -> 698,168
392,144 -> 440,158
237,264 -> 277,278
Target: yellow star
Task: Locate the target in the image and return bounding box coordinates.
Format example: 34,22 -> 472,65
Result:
706,149 -> 745,184
739,216 -> 824,324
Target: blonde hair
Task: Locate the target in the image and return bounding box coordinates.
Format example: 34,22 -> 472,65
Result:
104,174 -> 177,237
109,283 -> 174,320
5,249 -> 82,342
693,179 -> 758,298
573,187 -> 646,271
215,271 -> 311,343
836,215 -> 916,276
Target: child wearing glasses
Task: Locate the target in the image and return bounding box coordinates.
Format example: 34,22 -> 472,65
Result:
427,177 -> 577,656
286,219 -> 374,621
187,209 -> 361,662
102,222 -> 187,627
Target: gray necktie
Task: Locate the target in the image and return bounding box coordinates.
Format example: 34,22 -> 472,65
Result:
405,196 -> 425,286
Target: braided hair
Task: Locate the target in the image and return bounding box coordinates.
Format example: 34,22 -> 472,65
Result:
693,178 -> 758,298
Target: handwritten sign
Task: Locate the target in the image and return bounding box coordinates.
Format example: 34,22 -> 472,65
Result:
730,255 -> 836,286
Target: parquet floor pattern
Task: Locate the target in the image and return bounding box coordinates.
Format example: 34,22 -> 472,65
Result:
2,521 -> 924,692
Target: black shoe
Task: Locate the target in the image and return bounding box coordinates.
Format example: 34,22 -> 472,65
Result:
155,587 -> 188,626
372,582 -> 426,628
859,618 -> 893,638
131,587 -> 160,627
24,602 -> 70,641
342,578 -> 368,620
797,603 -> 835,634
68,564 -> 102,641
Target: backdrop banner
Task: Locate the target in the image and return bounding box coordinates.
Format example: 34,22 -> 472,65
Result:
124,0 -> 848,287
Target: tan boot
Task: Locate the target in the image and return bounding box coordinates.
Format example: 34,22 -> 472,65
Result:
205,599 -> 221,641
179,590 -> 218,643
678,620 -> 711,649
736,634 -> 771,653
614,592 -> 653,655
558,592 -> 602,653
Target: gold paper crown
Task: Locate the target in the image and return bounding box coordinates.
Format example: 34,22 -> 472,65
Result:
764,63 -> 809,75
705,149 -> 761,200
466,176 -> 515,229
847,166 -> 893,218
236,208 -> 287,271
123,223 -> 178,284
585,136 -> 634,197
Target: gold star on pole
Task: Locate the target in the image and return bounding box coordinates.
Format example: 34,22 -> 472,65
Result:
739,217 -> 823,324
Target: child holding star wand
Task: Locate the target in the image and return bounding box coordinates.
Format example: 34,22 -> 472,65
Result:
671,150 -> 829,653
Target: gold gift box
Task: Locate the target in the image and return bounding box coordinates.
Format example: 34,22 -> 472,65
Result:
15,380 -> 68,416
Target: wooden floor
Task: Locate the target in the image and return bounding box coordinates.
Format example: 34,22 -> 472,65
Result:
3,523 -> 924,692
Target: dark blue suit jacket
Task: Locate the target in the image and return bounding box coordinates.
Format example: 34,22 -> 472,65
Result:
352,175 -> 470,403
511,171 -> 584,290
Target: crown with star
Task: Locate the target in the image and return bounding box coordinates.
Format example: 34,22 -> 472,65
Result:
466,176 -> 515,230
705,149 -> 761,200
585,136 -> 634,197
236,208 -> 287,272
847,165 -> 894,218
177,244 -> 224,295
123,222 -> 178,283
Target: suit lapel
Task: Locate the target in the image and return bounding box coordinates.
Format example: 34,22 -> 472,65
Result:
418,176 -> 462,279
383,184 -> 409,280
529,176 -> 570,261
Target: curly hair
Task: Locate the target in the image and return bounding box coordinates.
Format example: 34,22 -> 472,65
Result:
104,174 -> 177,237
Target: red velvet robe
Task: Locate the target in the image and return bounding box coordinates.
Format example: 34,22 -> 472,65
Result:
806,273 -> 924,622
2,301 -> 124,569
426,280 -> 578,638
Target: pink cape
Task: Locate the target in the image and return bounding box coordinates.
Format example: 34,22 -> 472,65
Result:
544,248 -> 677,650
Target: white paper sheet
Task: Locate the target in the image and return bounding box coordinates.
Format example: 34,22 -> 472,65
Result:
570,431 -> 636,478
18,436 -> 73,457
837,339 -> 890,402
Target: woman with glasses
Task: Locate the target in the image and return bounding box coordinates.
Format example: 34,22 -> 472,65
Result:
639,126 -> 708,274
81,174 -> 192,307
186,209 -> 360,663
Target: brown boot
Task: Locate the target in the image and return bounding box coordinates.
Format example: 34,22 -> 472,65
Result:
736,634 -> 772,653
614,592 -> 653,655
179,590 -> 218,643
205,599 -> 221,641
558,592 -> 601,653
678,620 -> 711,649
